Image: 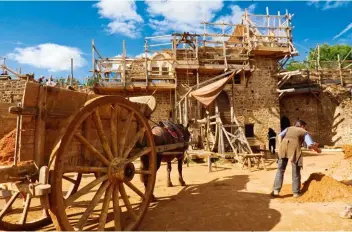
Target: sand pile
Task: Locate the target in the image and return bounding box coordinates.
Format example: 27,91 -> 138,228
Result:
342,145 -> 352,159
281,172 -> 352,203
0,129 -> 16,165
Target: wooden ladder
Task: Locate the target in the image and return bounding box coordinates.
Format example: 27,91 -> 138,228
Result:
216,112 -> 266,171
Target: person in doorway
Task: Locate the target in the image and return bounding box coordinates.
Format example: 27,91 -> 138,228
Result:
268,128 -> 277,154
272,120 -> 321,198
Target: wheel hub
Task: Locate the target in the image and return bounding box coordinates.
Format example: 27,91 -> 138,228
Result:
108,158 -> 135,182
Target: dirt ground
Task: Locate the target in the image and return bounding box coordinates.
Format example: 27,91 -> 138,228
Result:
2,151 -> 352,231
136,151 -> 352,231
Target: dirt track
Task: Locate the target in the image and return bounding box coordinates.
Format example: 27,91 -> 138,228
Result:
2,151 -> 352,231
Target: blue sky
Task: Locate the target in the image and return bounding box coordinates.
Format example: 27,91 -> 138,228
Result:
0,0 -> 351,82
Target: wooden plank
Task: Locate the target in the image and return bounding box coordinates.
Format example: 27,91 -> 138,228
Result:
22,82 -> 40,108
156,142 -> 188,153
32,86 -> 46,165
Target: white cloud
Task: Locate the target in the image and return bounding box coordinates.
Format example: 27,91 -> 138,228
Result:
333,23 -> 352,40
94,0 -> 143,38
7,43 -> 87,72
146,0 -> 224,34
304,38 -> 309,42
216,4 -> 255,25
135,53 -> 151,58
307,0 -> 349,10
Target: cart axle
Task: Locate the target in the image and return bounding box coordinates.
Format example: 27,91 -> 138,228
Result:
108,158 -> 136,183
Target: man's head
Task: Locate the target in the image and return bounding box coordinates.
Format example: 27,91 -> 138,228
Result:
295,120 -> 307,129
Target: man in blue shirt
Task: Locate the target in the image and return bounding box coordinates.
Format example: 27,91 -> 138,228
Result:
272,120 -> 321,198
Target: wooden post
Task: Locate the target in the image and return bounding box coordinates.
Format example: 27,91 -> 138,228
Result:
184,96 -> 188,127
196,69 -> 200,119
231,75 -> 235,123
70,58 -> 73,86
338,54 -> 343,86
173,73 -> 177,123
222,20 -> 228,71
266,7 -> 270,36
122,40 -> 126,87
278,11 -> 281,41
208,153 -> 212,173
34,86 -> 46,167
172,35 -> 176,59
144,39 -> 148,86
244,9 -> 251,50
178,101 -> 182,124
13,103 -> 21,166
92,39 -> 95,78
195,36 -> 199,59
203,13 -> 206,54
317,44 -> 322,86
205,111 -> 210,152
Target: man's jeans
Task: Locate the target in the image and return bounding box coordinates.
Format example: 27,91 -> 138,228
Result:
273,158 -> 301,194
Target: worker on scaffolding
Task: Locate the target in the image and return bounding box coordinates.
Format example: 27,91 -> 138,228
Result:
38,75 -> 45,84
272,120 -> 321,198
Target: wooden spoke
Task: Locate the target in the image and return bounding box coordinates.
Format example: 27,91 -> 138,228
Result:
110,104 -> 119,157
63,165 -> 108,174
113,184 -> 122,231
124,181 -> 145,200
75,133 -> 110,166
19,193 -> 31,225
127,147 -> 152,163
65,175 -> 108,207
92,110 -> 114,161
0,192 -> 19,218
112,184 -> 122,231
118,111 -> 134,157
122,127 -> 146,158
63,175 -> 78,184
97,184 -> 113,231
74,181 -> 111,231
134,169 -> 152,175
119,183 -> 137,221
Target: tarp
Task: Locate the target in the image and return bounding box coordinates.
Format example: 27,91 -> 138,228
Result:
189,73 -> 234,106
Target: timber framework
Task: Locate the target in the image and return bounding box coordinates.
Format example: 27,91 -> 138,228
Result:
90,8 -> 296,91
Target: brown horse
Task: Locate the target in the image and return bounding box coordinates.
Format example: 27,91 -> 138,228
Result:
140,121 -> 190,200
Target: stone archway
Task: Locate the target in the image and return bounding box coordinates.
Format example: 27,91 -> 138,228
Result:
280,116 -> 291,132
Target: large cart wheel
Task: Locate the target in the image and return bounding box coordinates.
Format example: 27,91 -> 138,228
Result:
0,172 -> 83,231
63,173 -> 82,199
49,96 -> 157,231
0,192 -> 51,231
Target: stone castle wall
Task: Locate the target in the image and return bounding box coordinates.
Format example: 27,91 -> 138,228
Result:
280,87 -> 352,147
0,70 -> 350,148
0,80 -> 26,138
176,57 -> 281,148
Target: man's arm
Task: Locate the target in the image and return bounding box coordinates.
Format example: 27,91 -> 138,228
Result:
278,128 -> 287,143
304,133 -> 321,153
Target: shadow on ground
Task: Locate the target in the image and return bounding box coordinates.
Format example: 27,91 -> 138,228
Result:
140,175 -> 281,231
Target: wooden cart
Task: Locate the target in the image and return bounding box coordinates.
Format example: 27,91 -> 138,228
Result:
0,82 -> 187,231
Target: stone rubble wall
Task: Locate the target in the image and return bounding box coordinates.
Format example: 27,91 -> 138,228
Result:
280,87 -> 352,147
0,80 -> 26,138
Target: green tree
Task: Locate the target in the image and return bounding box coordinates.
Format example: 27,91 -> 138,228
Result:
286,60 -> 307,71
308,44 -> 352,61
85,76 -> 99,86
285,44 -> 352,71
55,77 -> 81,86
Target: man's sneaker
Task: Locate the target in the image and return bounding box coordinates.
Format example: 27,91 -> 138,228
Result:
271,190 -> 279,197
293,193 -> 302,198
